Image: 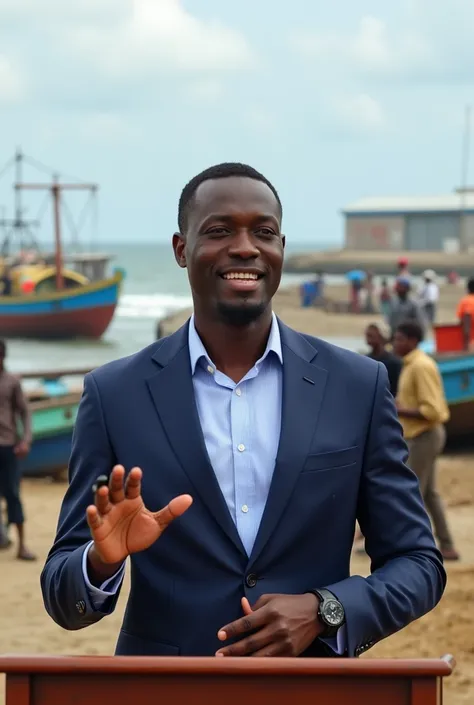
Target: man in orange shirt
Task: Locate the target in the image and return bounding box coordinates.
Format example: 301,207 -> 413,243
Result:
456,277 -> 474,349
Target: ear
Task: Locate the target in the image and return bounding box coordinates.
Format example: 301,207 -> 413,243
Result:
172,232 -> 187,268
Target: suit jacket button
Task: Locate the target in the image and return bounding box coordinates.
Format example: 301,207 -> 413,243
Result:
245,573 -> 257,588
76,600 -> 86,614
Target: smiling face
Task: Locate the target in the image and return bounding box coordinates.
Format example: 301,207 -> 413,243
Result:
173,176 -> 285,327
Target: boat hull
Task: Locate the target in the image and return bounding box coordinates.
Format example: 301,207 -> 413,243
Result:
437,352 -> 474,439
19,431 -> 74,478
0,270 -> 123,339
20,391 -> 81,478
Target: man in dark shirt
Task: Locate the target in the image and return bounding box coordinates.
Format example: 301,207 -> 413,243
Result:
365,323 -> 402,397
0,339 -> 36,560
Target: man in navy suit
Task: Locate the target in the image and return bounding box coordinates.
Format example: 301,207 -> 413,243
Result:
41,163 -> 446,658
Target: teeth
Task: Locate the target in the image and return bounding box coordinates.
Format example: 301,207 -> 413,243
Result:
223,272 -> 259,280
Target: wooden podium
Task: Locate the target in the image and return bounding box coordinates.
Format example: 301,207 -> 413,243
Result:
0,654 -> 454,705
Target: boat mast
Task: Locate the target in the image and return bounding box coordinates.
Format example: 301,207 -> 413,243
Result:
15,180 -> 98,291
0,148 -> 39,254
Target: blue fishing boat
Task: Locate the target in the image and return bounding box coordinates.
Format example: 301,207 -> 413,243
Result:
435,352 -> 474,439
0,149 -> 124,339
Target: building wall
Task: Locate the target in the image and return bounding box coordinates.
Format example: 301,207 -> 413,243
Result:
345,211 -> 474,251
405,213 -> 459,251
345,215 -> 405,250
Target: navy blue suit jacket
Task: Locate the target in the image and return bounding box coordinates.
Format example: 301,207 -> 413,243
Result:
40,319 -> 446,657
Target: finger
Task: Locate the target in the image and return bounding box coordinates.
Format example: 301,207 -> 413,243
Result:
241,597 -> 253,615
154,494 -> 193,531
124,467 -> 143,500
95,485 -> 112,515
216,626 -> 274,657
249,642 -> 284,657
86,505 -> 103,532
250,594 -> 275,611
217,605 -> 269,641
109,465 -> 126,504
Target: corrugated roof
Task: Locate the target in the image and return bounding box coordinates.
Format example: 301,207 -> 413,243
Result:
343,192 -> 474,215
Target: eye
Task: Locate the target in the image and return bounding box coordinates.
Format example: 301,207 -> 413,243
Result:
255,227 -> 276,238
205,226 -> 230,236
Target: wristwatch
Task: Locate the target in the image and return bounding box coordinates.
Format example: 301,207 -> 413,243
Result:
309,588 -> 345,638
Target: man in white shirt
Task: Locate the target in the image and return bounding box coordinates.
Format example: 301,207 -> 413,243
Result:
418,270 -> 439,327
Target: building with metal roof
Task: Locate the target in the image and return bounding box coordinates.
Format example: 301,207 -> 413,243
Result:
342,189 -> 474,252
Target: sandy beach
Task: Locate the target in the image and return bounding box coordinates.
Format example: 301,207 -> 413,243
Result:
159,279 -> 465,341
1,278 -> 473,704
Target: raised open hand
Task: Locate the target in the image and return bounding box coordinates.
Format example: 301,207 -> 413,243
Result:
86,465 -> 193,565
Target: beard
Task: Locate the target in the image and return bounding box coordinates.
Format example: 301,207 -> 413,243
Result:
216,299 -> 267,327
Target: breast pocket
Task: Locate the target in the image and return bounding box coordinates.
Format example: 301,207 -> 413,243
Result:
302,446 -> 359,474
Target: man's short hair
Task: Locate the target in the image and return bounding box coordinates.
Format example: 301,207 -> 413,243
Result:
467,277 -> 474,294
395,321 -> 424,343
0,339 -> 5,356
177,162 -> 282,232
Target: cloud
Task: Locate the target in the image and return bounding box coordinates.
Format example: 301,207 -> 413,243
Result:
0,55 -> 25,103
60,0 -> 255,78
330,93 -> 388,135
0,0 -> 255,115
289,1 -> 474,84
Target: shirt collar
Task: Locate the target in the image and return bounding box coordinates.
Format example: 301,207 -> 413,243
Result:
188,312 -> 283,375
403,347 -> 424,366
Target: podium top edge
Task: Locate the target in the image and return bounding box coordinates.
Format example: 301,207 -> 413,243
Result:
0,655 -> 455,677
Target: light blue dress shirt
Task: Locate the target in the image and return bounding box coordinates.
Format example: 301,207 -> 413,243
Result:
81,313 -> 346,653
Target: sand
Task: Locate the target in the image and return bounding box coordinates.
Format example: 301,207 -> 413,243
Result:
1,280 -> 473,704
0,455 -> 472,705
159,280 -> 465,340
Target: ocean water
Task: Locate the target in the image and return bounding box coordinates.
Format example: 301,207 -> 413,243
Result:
6,241 -> 344,374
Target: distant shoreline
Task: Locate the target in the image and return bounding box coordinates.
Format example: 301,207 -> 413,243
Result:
283,249 -> 474,276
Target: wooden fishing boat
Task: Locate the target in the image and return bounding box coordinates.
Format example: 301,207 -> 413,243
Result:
430,321 -> 474,440
0,149 -> 124,339
17,368 -> 91,479
0,268 -> 124,339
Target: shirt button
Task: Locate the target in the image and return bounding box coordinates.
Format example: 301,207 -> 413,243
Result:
235,388 -> 242,396
207,365 -> 214,374
241,504 -> 249,513
237,443 -> 245,452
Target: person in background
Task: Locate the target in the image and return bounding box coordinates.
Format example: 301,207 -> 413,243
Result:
393,321 -> 460,562
0,266 -> 12,296
353,321 -> 403,553
396,257 -> 410,284
418,270 -> 439,327
365,323 -> 402,397
0,340 -> 36,561
363,271 -> 375,313
456,277 -> 474,350
378,277 -> 392,322
388,279 -> 425,339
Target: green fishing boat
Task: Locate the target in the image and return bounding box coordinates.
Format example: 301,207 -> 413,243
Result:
18,368 -> 92,479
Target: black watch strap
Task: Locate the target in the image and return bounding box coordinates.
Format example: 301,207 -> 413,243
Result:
309,588 -> 345,638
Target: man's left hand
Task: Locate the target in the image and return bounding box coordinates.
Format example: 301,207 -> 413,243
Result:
14,440 -> 30,458
216,593 -> 321,657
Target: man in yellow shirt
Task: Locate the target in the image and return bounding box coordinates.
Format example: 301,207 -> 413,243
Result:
393,321 -> 460,561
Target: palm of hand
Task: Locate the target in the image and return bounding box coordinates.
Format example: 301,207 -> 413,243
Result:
87,466 -> 193,565
92,497 -> 162,565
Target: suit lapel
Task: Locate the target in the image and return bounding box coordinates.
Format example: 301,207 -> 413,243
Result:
248,322 -> 328,568
146,323 -> 246,558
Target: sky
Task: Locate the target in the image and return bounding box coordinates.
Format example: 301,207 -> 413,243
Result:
0,0 -> 473,247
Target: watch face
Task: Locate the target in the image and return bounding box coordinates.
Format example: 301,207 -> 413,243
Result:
322,599 -> 344,626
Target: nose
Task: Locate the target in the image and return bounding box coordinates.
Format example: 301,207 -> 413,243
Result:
227,228 -> 259,259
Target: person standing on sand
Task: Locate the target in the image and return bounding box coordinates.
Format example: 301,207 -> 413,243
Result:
388,279 -> 425,339
393,321 -> 460,562
0,340 -> 36,560
365,323 -> 402,397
